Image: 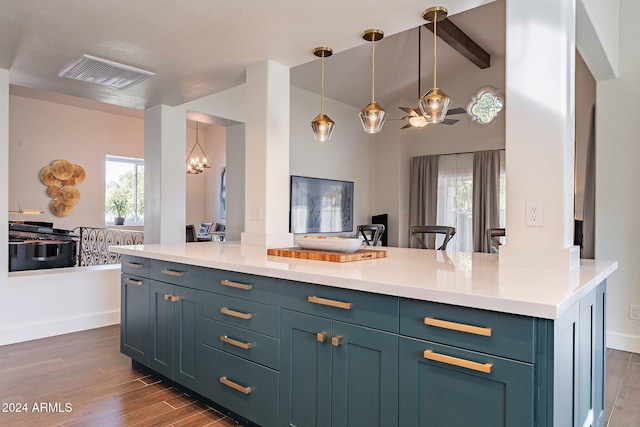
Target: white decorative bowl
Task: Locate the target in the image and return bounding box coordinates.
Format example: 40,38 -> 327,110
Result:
295,236 -> 363,253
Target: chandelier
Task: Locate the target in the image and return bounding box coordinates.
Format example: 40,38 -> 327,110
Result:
186,122 -> 211,174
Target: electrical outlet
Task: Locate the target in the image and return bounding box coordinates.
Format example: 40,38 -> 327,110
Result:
526,201 -> 544,226
630,304 -> 640,321
249,205 -> 262,221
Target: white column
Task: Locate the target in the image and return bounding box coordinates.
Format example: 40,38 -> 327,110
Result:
0,69 -> 8,276
144,104 -> 187,244
241,60 -> 293,247
500,0 -> 580,269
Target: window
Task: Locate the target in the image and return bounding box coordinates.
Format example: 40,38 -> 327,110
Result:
436,154 -> 474,251
436,152 -> 506,251
105,156 -> 144,225
467,86 -> 504,126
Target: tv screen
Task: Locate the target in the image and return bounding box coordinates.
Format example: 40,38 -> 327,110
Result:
290,175 -> 354,234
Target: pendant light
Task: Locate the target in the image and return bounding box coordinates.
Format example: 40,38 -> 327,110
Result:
419,6 -> 451,124
186,122 -> 211,174
359,29 -> 387,134
310,47 -> 335,142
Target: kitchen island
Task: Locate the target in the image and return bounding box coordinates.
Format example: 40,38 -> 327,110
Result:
112,242 -> 617,427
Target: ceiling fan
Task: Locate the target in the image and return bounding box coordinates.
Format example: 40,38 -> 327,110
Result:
396,105 -> 466,128
392,25 -> 467,129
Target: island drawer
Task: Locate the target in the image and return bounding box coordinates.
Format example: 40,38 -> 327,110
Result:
280,282 -> 399,333
202,318 -> 279,370
150,260 -> 203,290
121,255 -> 151,278
203,293 -> 280,338
200,345 -> 279,427
400,298 -> 535,363
203,269 -> 280,306
399,336 -> 534,426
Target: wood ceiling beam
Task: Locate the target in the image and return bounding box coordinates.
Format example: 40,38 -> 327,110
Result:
423,18 -> 491,69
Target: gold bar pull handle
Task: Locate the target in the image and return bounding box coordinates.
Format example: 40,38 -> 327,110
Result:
220,279 -> 253,291
160,268 -> 185,277
308,296 -> 353,310
331,336 -> 343,347
124,277 -> 143,286
220,335 -> 252,350
220,307 -> 252,320
219,376 -> 252,395
424,317 -> 492,337
317,332 -> 328,343
163,294 -> 180,302
423,349 -> 493,374
123,261 -> 144,269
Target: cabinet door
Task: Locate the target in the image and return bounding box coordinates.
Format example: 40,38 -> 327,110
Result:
331,322 -> 398,427
399,337 -> 534,427
280,310 -> 332,427
173,285 -> 201,390
149,281 -> 175,379
120,274 -> 149,364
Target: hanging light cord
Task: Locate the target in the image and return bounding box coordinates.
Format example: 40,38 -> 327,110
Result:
371,38 -> 376,103
320,52 -> 326,114
433,16 -> 438,89
418,26 -> 421,97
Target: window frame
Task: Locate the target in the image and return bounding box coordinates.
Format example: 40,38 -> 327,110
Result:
105,155 -> 144,226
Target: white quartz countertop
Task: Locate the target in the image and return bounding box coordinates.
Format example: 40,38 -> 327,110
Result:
111,242 -> 617,319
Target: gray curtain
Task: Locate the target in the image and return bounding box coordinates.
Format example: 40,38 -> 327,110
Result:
582,104 -> 596,259
409,155 -> 439,248
472,150 -> 500,252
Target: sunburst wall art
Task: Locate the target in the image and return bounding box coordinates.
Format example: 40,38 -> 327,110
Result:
39,159 -> 86,217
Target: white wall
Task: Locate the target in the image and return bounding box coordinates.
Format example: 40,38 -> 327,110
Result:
0,267 -> 121,346
407,55 -> 507,157
225,124 -> 245,241
204,124 -> 227,225
577,0 -> 619,80
289,86 -> 373,231
596,0 -> 640,353
574,52 -> 596,220
2,93 -> 225,345
185,123 -> 227,227
8,95 -> 144,230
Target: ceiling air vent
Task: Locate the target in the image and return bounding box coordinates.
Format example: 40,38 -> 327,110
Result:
59,54 -> 155,89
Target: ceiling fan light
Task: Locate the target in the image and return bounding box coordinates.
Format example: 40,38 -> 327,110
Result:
359,102 -> 387,134
419,87 -> 451,124
408,115 -> 428,128
311,113 -> 336,142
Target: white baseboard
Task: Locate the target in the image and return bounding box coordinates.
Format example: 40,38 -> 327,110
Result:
607,331 -> 640,354
0,310 -> 120,346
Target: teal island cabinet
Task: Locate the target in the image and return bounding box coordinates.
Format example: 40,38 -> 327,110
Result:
114,243 -> 617,427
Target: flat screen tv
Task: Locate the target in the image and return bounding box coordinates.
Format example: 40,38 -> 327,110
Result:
289,175 -> 354,234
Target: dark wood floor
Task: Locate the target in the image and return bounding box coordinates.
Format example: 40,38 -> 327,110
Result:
0,325 -> 244,427
0,325 -> 638,426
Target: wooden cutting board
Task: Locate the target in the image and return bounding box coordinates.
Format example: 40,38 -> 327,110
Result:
267,247 -> 387,262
